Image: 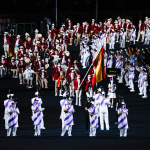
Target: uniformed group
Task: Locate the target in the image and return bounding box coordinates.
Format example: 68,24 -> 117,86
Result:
2,16 -> 150,137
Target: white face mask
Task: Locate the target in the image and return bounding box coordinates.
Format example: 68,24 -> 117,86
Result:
29,67 -> 31,70
77,77 -> 80,79
58,65 -> 60,67
38,59 -> 40,61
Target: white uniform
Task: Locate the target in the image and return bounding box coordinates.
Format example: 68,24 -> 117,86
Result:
129,66 -> 135,92
107,55 -> 113,68
4,99 -> 14,129
120,31 -> 126,48
99,96 -> 110,130
109,32 -> 116,49
61,104 -> 75,136
88,105 -> 99,137
118,107 -> 128,137
130,29 -> 136,44
7,106 -> 19,136
60,99 -> 68,129
31,103 -> 44,136
141,72 -> 148,98
31,97 -> 45,129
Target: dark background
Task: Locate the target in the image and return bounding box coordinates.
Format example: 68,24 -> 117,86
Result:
0,0 -> 150,27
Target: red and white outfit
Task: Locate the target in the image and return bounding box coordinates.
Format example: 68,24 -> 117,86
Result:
74,78 -> 82,106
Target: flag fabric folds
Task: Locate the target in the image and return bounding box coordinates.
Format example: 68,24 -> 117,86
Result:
92,46 -> 106,88
9,48 -> 14,57
56,75 -> 63,88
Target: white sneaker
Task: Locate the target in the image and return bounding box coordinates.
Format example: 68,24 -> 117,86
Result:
125,84 -> 129,86
79,104 -> 81,106
138,93 -> 143,95
128,87 -> 132,89
130,90 -> 135,92
41,127 -> 45,129
20,82 -> 22,84
111,105 -> 113,108
68,135 -> 72,136
34,134 -> 37,136
142,96 -> 147,98
120,135 -> 122,137
55,93 -> 57,96
76,103 -> 78,105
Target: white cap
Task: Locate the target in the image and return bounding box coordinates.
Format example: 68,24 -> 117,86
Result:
35,91 -> 39,96
102,91 -> 105,95
7,94 -> 14,98
97,88 -> 101,92
121,102 -> 125,105
68,97 -> 73,101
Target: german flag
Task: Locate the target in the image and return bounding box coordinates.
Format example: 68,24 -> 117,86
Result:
9,48 -> 14,57
92,46 -> 106,88
56,75 -> 63,88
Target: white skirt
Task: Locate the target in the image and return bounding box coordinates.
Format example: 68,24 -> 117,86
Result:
109,93 -> 116,98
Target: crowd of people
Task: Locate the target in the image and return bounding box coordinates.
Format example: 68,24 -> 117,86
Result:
2,16 -> 150,137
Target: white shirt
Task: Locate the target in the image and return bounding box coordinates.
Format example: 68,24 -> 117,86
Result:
23,69 -> 34,78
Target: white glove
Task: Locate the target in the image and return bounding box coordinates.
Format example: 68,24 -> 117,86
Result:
42,108 -> 45,111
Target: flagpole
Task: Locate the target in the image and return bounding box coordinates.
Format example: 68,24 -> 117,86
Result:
79,46 -> 103,89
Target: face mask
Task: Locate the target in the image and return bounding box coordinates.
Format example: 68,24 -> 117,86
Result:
88,77 -> 91,79
58,65 -> 60,67
29,67 -> 31,70
74,62 -> 76,64
2,58 -> 4,59
42,60 -> 44,62
71,70 -> 74,73
68,101 -> 72,104
12,104 -> 16,108
77,77 -> 80,79
38,59 -> 40,61
122,105 -> 125,108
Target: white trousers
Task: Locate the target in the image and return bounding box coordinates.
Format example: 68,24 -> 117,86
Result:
75,89 -> 82,105
100,112 -> 109,130
119,128 -> 127,137
109,40 -> 114,49
129,77 -> 134,91
4,44 -> 9,58
7,127 -> 17,136
19,73 -> 23,83
11,69 -> 18,77
35,125 -> 41,136
70,81 -> 74,96
125,73 -> 129,85
61,125 -> 72,136
62,43 -> 67,51
120,39 -> 125,48
137,31 -> 145,41
141,85 -> 147,97
89,126 -> 96,137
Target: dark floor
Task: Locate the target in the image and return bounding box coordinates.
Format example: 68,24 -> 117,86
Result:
0,37 -> 150,150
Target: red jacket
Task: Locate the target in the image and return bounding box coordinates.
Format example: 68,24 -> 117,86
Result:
90,23 -> 95,31
38,71 -> 48,78
25,40 -> 32,49
17,50 -> 26,59
66,22 -> 73,30
10,37 -> 23,47
89,68 -> 95,75
34,60 -> 42,72
52,67 -> 62,80
3,36 -> 10,45
85,78 -> 92,91
17,61 -> 26,73
8,61 -> 17,69
74,78 -> 82,90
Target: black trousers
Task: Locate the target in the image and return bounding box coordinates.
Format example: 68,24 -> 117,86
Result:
85,113 -> 89,131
